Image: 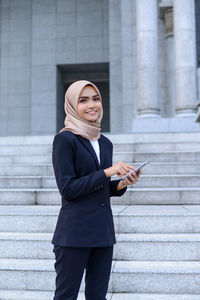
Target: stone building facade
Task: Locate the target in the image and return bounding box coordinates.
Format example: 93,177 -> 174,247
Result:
0,0 -> 199,136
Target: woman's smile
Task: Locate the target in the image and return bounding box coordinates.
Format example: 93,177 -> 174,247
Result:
86,110 -> 97,115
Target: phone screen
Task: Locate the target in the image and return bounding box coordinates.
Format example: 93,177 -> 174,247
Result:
122,161 -> 150,181
132,161 -> 150,174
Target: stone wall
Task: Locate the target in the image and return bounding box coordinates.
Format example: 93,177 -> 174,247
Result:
0,0 -> 108,136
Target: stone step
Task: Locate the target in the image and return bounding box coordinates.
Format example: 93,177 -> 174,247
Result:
114,187 -> 200,205
0,290 -> 55,300
136,175 -> 200,188
0,290 -> 112,300
0,205 -> 200,234
116,162 -> 200,175
0,141 -> 200,156
0,155 -> 52,164
0,132 -> 199,145
0,150 -> 199,164
0,187 -> 200,205
0,162 -> 200,176
0,232 -> 53,259
1,291 -> 200,300
114,151 -> 200,163
113,142 -> 200,152
110,295 -> 200,300
0,205 -> 58,233
115,233 -> 200,261
106,132 -> 200,144
0,258 -> 55,292
0,176 -> 53,188
117,205 -> 200,233
1,258 -> 200,294
1,291 -> 199,300
0,174 -> 199,189
0,165 -> 53,176
1,232 -> 200,261
111,260 -> 200,294
0,136 -> 53,145
0,145 -> 52,156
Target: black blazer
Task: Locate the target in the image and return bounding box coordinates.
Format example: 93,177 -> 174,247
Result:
52,130 -> 127,247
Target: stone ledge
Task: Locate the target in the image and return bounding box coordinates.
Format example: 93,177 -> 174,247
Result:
132,115 -> 200,133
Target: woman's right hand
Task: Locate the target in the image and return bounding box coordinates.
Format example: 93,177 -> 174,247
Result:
104,162 -> 135,178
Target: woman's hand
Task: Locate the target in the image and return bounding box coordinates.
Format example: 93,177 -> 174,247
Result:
104,162 -> 135,178
117,170 -> 142,191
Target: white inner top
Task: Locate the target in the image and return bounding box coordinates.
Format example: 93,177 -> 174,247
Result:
89,139 -> 100,164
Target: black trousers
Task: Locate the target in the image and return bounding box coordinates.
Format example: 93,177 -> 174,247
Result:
53,245 -> 113,300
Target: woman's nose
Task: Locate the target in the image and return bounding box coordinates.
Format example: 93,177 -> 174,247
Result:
88,100 -> 95,107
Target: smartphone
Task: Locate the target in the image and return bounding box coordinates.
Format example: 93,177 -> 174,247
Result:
121,161 -> 150,181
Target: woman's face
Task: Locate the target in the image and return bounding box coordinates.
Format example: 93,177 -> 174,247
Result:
77,85 -> 102,122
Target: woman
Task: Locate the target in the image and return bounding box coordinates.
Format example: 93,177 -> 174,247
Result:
52,80 -> 141,300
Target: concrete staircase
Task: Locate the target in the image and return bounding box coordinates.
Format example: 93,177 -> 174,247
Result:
0,133 -> 200,300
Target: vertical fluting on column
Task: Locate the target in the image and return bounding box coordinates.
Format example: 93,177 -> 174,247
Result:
174,0 -> 197,115
136,0 -> 160,116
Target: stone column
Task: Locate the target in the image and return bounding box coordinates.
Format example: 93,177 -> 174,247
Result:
136,0 -> 160,116
108,0 -> 123,132
173,0 -> 197,115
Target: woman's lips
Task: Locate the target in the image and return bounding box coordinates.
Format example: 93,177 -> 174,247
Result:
86,111 -> 97,115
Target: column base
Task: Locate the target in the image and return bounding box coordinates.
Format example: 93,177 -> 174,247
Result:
137,113 -> 161,118
176,112 -> 196,117
132,115 -> 200,132
137,109 -> 160,117
176,109 -> 197,116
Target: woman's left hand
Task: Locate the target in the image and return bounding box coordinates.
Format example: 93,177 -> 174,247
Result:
117,170 -> 142,191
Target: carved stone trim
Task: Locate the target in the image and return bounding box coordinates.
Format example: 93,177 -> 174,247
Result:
159,0 -> 174,36
164,8 -> 174,36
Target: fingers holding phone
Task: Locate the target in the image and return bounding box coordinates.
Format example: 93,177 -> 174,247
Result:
123,169 -> 142,186
122,161 -> 150,182
104,161 -> 135,178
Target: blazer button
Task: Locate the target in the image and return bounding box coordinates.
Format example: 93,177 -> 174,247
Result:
94,187 -> 98,191
98,186 -> 101,190
101,203 -> 105,207
101,184 -> 104,188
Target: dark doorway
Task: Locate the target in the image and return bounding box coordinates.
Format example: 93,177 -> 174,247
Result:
56,63 -> 109,133
195,0 -> 200,66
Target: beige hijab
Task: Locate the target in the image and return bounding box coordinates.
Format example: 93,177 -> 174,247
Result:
60,80 -> 103,140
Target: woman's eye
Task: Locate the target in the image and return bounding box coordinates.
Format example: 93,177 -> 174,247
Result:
80,99 -> 87,103
94,97 -> 99,101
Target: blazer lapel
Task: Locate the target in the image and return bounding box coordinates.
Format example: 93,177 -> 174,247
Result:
98,135 -> 105,168
77,135 -> 101,170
